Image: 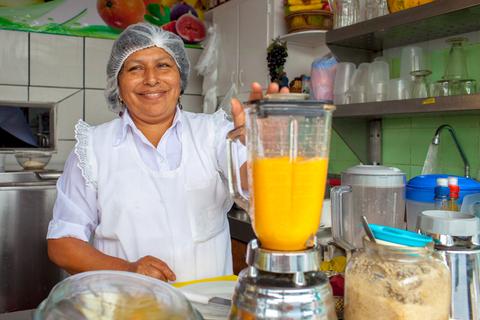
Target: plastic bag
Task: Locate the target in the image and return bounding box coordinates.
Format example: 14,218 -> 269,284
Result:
311,54 -> 338,101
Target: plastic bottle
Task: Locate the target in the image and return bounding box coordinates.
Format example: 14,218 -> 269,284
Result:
434,178 -> 450,210
448,176 -> 460,211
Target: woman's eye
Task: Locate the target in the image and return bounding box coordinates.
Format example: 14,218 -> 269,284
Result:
157,63 -> 171,68
128,65 -> 142,72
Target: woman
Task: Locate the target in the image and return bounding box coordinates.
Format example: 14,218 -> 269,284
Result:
47,23 -> 286,283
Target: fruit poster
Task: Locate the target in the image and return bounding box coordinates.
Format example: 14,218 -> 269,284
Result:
0,0 -> 207,45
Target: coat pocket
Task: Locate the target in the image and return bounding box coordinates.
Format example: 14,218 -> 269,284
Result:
185,176 -> 229,243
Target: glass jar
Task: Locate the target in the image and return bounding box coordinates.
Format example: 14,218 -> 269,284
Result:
344,239 -> 450,320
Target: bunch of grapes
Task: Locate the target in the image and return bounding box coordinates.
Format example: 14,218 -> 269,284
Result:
267,38 -> 288,84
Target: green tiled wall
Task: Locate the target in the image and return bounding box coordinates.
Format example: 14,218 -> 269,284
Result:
329,40 -> 480,180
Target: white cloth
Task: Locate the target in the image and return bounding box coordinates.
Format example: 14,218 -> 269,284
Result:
47,107 -> 246,282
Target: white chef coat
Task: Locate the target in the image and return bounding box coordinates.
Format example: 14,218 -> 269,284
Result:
47,106 -> 246,282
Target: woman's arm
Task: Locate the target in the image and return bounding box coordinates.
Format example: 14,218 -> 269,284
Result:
48,237 -> 176,281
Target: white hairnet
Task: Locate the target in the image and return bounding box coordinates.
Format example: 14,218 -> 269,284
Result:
105,23 -> 190,113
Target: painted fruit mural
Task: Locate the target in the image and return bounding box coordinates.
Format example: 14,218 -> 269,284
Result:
176,12 -> 205,43
97,0 -> 146,30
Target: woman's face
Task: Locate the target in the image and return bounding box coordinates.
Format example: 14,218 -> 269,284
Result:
118,47 -> 181,125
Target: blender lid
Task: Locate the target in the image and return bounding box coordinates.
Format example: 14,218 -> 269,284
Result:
343,164 -> 405,176
418,210 -> 480,237
248,99 -> 335,117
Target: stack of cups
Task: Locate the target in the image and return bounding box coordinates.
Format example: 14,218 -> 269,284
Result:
334,62 -> 356,104
399,46 -> 428,98
367,60 -> 390,102
346,63 -> 370,103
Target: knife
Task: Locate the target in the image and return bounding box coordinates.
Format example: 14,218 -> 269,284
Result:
181,290 -> 232,306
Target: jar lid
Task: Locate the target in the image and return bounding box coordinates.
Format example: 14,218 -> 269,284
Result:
341,165 -> 406,187
369,224 -> 433,247
418,210 -> 480,237
407,174 -> 480,203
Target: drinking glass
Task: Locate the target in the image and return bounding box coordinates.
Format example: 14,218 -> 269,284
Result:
410,70 -> 431,98
400,46 -> 426,81
387,78 -> 410,100
365,0 -> 388,20
330,0 -> 363,28
444,37 -> 469,81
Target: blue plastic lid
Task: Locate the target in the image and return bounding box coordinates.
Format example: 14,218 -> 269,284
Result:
369,224 -> 433,247
407,174 -> 480,203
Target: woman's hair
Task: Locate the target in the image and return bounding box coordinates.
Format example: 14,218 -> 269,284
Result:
105,23 -> 190,113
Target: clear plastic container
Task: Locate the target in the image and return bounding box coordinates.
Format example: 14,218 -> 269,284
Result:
34,271 -> 203,320
344,239 -> 450,320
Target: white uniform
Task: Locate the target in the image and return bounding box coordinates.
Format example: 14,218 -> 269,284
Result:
48,109 -> 244,282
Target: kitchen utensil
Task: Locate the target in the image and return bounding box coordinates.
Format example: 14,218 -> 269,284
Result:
361,216 -> 376,243
418,210 -> 480,320
331,164 -> 406,250
227,96 -> 334,251
226,95 -> 337,319
34,271 -> 202,320
406,174 -> 480,231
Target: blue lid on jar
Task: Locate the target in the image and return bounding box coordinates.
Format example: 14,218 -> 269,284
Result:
369,224 -> 433,247
407,174 -> 480,203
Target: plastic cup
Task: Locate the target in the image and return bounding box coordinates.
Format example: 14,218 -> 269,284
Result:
368,60 -> 390,101
334,62 -> 356,104
387,78 -> 411,100
347,63 -> 370,103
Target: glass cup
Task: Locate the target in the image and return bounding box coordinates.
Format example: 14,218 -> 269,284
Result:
400,46 -> 426,81
330,0 -> 363,28
444,37 -> 469,81
387,78 -> 410,100
410,70 -> 431,98
227,97 -> 334,251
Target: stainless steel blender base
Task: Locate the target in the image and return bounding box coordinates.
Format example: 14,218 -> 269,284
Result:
229,240 -> 337,320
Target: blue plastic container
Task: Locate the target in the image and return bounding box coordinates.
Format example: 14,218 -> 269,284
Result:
405,174 -> 480,230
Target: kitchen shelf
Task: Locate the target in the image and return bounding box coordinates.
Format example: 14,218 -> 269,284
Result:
334,94 -> 480,118
326,0 -> 480,62
279,29 -> 326,47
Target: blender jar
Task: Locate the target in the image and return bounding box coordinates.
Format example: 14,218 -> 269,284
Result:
227,98 -> 334,251
331,165 -> 406,250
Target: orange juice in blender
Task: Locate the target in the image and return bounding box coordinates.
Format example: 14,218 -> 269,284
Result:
252,156 -> 328,251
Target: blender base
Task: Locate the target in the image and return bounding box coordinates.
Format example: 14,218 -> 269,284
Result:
229,240 -> 337,320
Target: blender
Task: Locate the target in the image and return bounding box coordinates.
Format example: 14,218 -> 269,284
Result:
226,96 -> 337,319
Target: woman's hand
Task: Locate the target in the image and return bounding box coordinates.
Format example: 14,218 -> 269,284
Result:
230,82 -> 290,131
128,255 -> 176,282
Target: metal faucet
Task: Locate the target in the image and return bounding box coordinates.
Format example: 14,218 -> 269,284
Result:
432,124 -> 470,178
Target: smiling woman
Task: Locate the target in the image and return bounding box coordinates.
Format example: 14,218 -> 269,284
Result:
118,47 -> 182,146
45,22 -> 251,284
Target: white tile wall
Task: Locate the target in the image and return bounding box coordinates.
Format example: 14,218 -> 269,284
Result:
0,30 -> 28,85
29,87 -> 83,140
30,33 -> 84,88
0,85 -> 28,101
49,140 -> 76,168
85,38 -> 113,89
185,48 -> 203,95
85,89 -> 118,125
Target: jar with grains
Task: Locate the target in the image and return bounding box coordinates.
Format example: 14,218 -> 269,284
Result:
344,238 -> 450,320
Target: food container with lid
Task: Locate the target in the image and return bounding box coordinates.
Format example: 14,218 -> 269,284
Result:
34,271 -> 203,320
406,174 -> 480,231
344,234 -> 450,320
